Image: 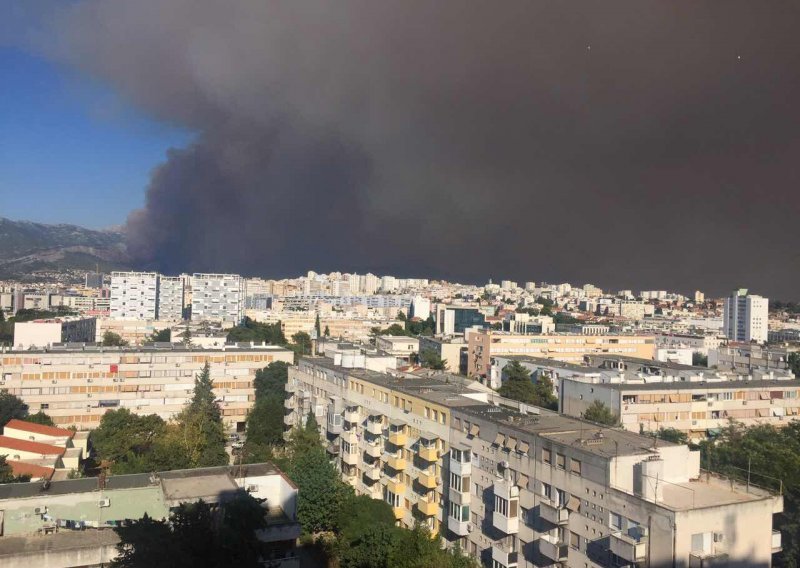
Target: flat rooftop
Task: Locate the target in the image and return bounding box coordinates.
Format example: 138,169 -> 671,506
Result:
497,355 -> 596,373
588,378 -> 800,392
0,529 -> 120,559
3,343 -> 292,355
659,473 -> 777,511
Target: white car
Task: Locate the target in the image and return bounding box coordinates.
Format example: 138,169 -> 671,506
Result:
231,441 -> 244,450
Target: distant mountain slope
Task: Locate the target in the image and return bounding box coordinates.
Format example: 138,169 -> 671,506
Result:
0,217 -> 131,277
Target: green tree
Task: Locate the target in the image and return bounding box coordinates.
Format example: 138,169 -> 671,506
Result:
254,361 -> 290,399
324,325 -> 331,337
419,348 -> 447,370
380,323 -> 408,337
314,313 -> 322,338
289,442 -> 351,533
692,352 -> 708,367
91,409 -> 168,472
530,375 -> 558,410
497,361 -> 537,402
25,411 -> 55,426
148,328 -> 171,343
582,400 -> 619,426
180,327 -> 192,346
649,427 -> 689,445
226,317 -> 286,345
0,391 -> 27,427
0,455 -> 32,483
788,352 -> 800,377
102,330 -> 128,346
292,331 -> 312,355
176,363 -> 227,467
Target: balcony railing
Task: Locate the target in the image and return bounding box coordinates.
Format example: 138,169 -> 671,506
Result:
610,531 -> 647,563
538,535 -> 568,563
539,499 -> 569,526
773,530 -> 782,553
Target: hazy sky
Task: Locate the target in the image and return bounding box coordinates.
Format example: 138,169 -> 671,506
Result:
2,2 -> 799,298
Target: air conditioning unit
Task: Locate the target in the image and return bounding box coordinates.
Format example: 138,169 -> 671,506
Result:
246,484 -> 259,493
713,532 -> 725,543
98,498 -> 111,508
467,525 -> 473,533
88,379 -> 93,383
34,506 -> 47,515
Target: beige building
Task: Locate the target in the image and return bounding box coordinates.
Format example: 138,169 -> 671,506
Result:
0,344 -> 293,431
419,335 -> 467,374
467,329 -> 656,378
14,318 -> 96,349
286,356 -> 783,568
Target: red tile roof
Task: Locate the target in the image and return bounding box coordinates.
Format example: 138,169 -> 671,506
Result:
0,436 -> 66,456
7,460 -> 55,480
4,419 -> 74,438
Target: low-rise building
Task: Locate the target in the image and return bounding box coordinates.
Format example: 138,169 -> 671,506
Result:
286,355 -> 783,568
709,344 -> 797,373
418,335 -> 467,374
468,329 -> 656,378
13,318 -> 96,349
0,420 -> 87,481
0,344 -> 293,430
376,336 -> 419,363
0,463 -> 300,568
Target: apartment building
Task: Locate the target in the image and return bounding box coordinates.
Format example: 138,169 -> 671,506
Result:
724,289 -> 769,344
419,335 -> 467,374
467,330 -> 656,378
13,317 -> 96,349
0,343 -> 293,430
191,273 -> 245,323
0,419 -> 88,481
654,333 -> 725,357
157,275 -> 185,320
286,356 -> 783,568
110,271 -> 159,319
0,463 -> 300,568
376,336 -> 419,364
437,306 -> 487,335
709,344 -> 797,373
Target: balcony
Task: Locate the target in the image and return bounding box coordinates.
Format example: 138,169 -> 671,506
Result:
448,516 -> 470,536
342,451 -> 358,466
689,552 -> 729,568
417,471 -> 440,490
283,414 -> 294,426
389,431 -> 408,446
392,507 -> 405,520
416,495 -> 439,517
341,430 -> 358,444
285,382 -> 297,393
538,535 -> 568,563
366,420 -> 383,436
365,442 -> 382,459
449,458 -> 471,477
539,499 -> 569,526
387,479 -> 406,494
448,486 -> 470,505
344,408 -> 360,423
610,531 -> 647,563
283,398 -> 294,410
773,530 -> 782,553
418,446 -> 439,462
491,544 -> 519,568
386,454 -> 407,471
325,443 -> 340,456
326,420 -> 342,436
364,465 -> 382,482
493,509 -> 519,535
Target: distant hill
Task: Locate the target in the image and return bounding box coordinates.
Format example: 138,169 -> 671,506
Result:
0,217 -> 131,278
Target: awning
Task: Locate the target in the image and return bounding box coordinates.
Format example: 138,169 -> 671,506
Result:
505,437 -> 517,452
469,424 -> 480,437
566,495 -> 581,512
759,392 -> 770,400
517,473 -> 529,489
757,409 -> 768,417
518,440 -> 530,455
494,433 -> 505,446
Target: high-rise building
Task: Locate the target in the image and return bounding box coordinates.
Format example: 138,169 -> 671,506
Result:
110,272 -> 159,319
724,289 -> 768,343
191,273 -> 244,323
694,290 -> 705,303
157,276 -> 185,320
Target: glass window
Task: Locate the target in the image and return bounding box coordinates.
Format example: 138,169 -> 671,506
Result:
556,453 -> 566,470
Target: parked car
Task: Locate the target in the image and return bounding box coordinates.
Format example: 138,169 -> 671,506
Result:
228,433 -> 240,442
231,441 -> 244,450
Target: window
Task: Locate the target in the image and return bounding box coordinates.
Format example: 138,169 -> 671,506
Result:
571,458 -> 582,475
449,502 -> 469,522
609,512 -> 622,530
570,531 -> 581,549
556,453 -> 566,470
495,495 -> 509,516
543,447 -> 552,464
541,482 -> 552,500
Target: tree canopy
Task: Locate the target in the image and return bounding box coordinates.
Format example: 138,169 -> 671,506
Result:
225,317 -> 286,344
419,348 -> 447,370
102,331 -> 128,346
148,328 -> 172,343
582,400 -> 618,426
0,391 -> 27,427
497,361 -> 557,410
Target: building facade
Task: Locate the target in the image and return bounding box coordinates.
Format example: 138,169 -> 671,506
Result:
13,318 -> 96,349
0,344 -> 293,430
191,273 -> 245,323
467,330 -> 656,378
286,356 -> 783,568
110,272 -> 159,320
157,276 -> 185,320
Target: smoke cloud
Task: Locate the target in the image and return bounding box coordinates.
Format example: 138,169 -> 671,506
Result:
30,2 -> 800,296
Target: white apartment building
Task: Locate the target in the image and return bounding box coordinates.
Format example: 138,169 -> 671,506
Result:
157,276 -> 185,320
286,356 -> 783,568
724,289 -> 769,344
191,273 -> 245,324
110,272 -> 159,319
654,332 -> 725,357
0,343 -> 293,430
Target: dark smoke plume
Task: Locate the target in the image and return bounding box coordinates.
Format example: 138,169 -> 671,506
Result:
26,2 -> 800,295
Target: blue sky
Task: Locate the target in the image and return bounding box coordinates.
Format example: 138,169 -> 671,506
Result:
0,47 -> 192,229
